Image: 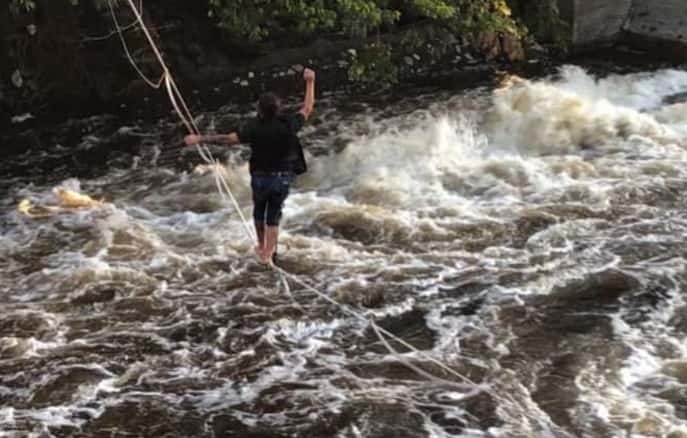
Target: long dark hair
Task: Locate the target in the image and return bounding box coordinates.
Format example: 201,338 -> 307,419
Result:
258,92 -> 281,120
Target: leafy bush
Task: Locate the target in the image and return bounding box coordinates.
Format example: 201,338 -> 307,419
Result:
9,0 -> 36,14
207,0 -> 520,40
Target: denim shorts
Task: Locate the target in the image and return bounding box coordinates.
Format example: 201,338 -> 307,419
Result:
251,173 -> 294,226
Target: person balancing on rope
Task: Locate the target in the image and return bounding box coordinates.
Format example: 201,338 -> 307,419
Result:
184,68 -> 316,264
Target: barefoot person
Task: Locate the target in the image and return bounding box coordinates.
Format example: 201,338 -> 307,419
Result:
185,68 -> 315,264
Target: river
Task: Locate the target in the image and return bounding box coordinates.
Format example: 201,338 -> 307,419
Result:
2,65 -> 687,437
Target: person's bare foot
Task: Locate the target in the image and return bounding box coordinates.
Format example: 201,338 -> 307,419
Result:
259,248 -> 274,264
254,245 -> 273,264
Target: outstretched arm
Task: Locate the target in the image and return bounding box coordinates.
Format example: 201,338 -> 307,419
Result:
299,68 -> 315,120
184,132 -> 240,146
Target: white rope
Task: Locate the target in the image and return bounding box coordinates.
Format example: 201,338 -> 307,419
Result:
164,73 -> 195,135
112,0 -> 253,242
107,6 -> 585,433
109,0 -> 512,409
271,264 -> 481,388
211,160 -> 256,240
109,0 -> 164,89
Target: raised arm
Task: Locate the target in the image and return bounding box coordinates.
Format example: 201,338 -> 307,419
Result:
299,68 -> 315,120
184,132 -> 240,147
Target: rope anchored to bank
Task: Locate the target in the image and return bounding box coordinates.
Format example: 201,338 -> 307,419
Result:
109,0 -> 488,392
107,4 -> 576,432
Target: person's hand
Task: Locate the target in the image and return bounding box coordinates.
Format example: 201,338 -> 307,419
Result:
303,68 -> 315,83
184,134 -> 201,146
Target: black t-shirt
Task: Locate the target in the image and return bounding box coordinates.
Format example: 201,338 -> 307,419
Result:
238,112 -> 306,173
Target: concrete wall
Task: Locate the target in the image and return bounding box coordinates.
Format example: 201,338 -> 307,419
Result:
626,0 -> 687,46
566,0 -> 632,47
561,0 -> 687,52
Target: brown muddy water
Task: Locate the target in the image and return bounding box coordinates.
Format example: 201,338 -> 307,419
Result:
3,66 -> 687,437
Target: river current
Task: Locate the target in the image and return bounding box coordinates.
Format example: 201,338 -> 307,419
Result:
3,66 -> 687,437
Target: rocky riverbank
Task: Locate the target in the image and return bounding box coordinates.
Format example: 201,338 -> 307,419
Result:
3,0 -> 687,162
0,0 -> 542,159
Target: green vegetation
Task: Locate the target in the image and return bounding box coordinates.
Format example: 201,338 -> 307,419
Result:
6,0 -> 566,85
8,0 -> 564,41
204,0 -> 532,83
206,0 -> 519,41
347,42 -> 397,84
9,0 -> 36,14
8,0 -> 563,47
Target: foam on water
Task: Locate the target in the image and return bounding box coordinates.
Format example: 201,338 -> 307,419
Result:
3,66 -> 687,436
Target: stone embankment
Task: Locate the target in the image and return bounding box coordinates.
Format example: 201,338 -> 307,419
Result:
563,0 -> 687,54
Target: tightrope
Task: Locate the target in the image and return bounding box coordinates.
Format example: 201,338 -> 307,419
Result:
108,2 -> 575,433
110,0 -> 485,393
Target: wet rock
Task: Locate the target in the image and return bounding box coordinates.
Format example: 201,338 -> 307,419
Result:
336,283 -> 386,309
656,386 -> 687,419
314,207 -> 406,245
464,53 -> 477,64
10,129 -> 41,155
350,402 -> 426,438
0,312 -> 55,339
428,410 -> 465,434
663,91 -> 687,105
667,428 -> 687,438
11,113 -> 34,124
112,297 -> 170,323
669,305 -> 687,333
511,212 -> 557,248
80,401 -> 205,437
70,332 -> 171,360
69,283 -> 120,306
438,278 -> 492,298
500,33 -> 525,62
620,282 -> 672,324
0,337 -> 32,359
525,40 -> 548,58
212,414 -> 290,437
366,308 -> 436,352
661,360 -> 687,384
30,367 -> 110,408
11,69 -> 23,88
477,31 -> 501,60
633,414 -> 663,436
548,269 -> 640,307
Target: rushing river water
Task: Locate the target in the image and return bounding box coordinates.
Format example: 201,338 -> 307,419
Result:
3,65 -> 687,437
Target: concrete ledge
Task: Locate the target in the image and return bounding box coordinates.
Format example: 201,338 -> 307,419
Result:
622,31 -> 687,58
570,0 -> 632,47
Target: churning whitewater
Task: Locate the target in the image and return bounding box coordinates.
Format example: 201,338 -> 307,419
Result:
3,66 -> 687,437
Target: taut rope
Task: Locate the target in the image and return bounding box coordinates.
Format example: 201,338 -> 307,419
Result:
106,5 -> 575,433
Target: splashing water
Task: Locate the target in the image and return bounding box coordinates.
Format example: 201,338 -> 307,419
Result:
3,66 -> 687,437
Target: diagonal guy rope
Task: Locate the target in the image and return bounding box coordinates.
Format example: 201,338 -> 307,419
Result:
110,0 -> 486,393
111,0 -> 255,241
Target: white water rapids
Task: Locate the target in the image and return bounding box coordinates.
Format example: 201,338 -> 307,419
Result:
2,66 -> 687,437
